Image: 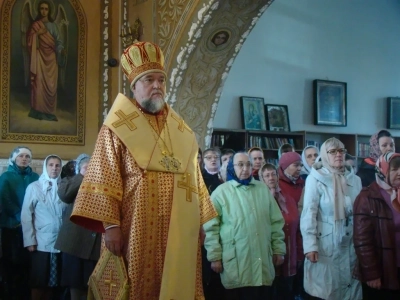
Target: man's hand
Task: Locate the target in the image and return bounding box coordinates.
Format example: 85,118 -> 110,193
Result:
27,245 -> 37,252
366,278 -> 381,289
305,251 -> 318,263
211,260 -> 223,273
273,254 -> 284,266
105,227 -> 124,256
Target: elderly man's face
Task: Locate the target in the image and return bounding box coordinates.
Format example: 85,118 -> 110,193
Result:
233,153 -> 252,180
133,72 -> 166,113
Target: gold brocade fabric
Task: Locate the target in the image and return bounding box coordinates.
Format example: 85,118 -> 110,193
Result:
72,122 -> 217,300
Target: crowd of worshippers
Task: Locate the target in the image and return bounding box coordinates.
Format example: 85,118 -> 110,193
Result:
0,148 -> 100,300
199,129 -> 400,300
1,129 -> 400,300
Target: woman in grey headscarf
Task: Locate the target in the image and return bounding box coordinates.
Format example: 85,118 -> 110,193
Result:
0,146 -> 39,299
55,154 -> 101,300
300,138 -> 362,300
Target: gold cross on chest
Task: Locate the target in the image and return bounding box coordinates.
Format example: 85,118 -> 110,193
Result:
104,270 -> 117,296
178,173 -> 198,202
112,110 -> 139,131
171,113 -> 192,133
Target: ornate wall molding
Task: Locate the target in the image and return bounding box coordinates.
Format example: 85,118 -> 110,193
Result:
166,0 -> 274,149
99,0 -> 111,125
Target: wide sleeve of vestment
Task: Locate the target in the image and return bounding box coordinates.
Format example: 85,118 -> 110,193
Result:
21,182 -> 38,247
300,174 -> 320,254
70,126 -> 124,232
353,187 -> 381,281
57,174 -> 83,204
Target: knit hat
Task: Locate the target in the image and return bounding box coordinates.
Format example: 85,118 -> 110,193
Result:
120,41 -> 167,88
8,146 -> 32,166
279,152 -> 302,171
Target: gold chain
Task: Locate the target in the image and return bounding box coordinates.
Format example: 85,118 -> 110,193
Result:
135,104 -> 181,171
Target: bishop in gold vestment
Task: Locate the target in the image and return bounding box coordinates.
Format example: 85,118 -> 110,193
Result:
71,42 -> 217,300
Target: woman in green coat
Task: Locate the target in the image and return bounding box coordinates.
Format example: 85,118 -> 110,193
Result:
204,152 -> 286,300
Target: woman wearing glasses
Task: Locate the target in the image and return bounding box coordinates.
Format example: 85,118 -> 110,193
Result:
300,138 -> 362,300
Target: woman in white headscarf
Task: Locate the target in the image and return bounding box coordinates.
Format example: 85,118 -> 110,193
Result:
21,154 -> 67,300
300,145 -> 319,180
300,138 -> 362,300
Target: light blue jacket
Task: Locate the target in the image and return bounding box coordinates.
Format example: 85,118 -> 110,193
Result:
204,179 -> 285,289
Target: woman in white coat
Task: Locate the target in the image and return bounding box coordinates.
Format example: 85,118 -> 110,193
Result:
300,138 -> 362,300
21,154 -> 67,300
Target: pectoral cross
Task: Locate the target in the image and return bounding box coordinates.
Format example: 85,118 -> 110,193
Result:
171,113 -> 192,133
178,173 -> 198,202
112,110 -> 139,131
104,270 -> 117,296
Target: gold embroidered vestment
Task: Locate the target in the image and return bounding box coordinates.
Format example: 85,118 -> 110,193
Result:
71,94 -> 217,300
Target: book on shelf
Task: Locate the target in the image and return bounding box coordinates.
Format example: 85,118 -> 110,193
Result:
305,140 -> 320,149
358,142 -> 370,157
248,135 -> 296,150
266,158 -> 279,166
211,134 -> 226,147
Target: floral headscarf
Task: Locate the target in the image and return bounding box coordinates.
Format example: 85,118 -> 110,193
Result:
368,132 -> 382,161
226,154 -> 253,186
375,152 -> 400,212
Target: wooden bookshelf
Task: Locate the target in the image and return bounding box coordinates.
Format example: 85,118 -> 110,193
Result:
211,129 -> 400,167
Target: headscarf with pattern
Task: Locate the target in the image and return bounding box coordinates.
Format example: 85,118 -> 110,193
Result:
226,154 -> 253,186
375,151 -> 400,212
369,131 -> 382,161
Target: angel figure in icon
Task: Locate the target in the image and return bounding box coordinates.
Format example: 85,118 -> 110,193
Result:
21,0 -> 68,121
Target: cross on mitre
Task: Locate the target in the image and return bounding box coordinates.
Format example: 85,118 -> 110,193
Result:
112,110 -> 139,131
177,173 -> 198,202
88,249 -> 129,300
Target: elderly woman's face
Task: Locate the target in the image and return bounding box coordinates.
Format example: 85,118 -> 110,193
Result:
285,161 -> 302,178
203,151 -> 220,172
262,169 -> 278,190
46,158 -> 61,179
389,158 -> 400,187
326,147 -> 346,168
234,153 -> 252,180
305,148 -> 318,167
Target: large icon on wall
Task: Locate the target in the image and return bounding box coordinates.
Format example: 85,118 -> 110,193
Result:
313,79 -> 347,127
265,104 -> 291,132
240,96 -> 267,131
387,97 -> 400,129
0,0 -> 87,144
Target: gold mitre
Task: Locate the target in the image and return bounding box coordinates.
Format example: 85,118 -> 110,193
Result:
120,41 -> 167,87
88,249 -> 129,300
